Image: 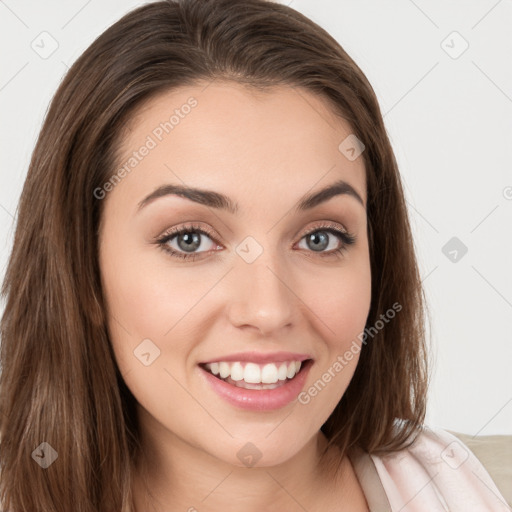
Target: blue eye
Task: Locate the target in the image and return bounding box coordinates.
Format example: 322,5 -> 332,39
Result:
156,223 -> 220,261
298,227 -> 356,256
156,222 -> 356,261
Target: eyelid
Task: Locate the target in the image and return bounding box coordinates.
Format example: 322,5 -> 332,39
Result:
298,221 -> 352,239
155,220 -> 356,260
154,222 -> 220,244
294,221 -> 356,256
155,220 -> 351,243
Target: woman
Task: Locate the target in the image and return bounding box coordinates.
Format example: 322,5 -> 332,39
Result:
0,1 -> 508,511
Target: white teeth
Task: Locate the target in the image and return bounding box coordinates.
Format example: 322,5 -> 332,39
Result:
277,363 -> 288,381
243,363 -> 261,383
261,363 -> 279,384
219,362 -> 230,379
203,360 -> 304,384
230,362 -> 244,381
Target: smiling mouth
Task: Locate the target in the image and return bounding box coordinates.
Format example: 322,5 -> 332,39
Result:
199,359 -> 313,390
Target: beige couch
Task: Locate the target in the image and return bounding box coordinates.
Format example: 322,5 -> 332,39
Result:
449,431 -> 512,508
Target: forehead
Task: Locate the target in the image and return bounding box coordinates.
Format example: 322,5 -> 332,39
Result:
113,80 -> 366,212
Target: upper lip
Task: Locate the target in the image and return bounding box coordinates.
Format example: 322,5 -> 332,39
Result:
199,351 -> 312,365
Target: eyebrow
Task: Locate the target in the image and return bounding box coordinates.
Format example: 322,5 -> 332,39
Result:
137,178 -> 365,214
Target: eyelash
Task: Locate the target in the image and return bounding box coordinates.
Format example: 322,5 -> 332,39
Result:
155,221 -> 357,262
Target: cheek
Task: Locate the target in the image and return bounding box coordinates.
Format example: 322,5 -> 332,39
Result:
325,279 -> 370,346
100,249 -> 203,365
296,257 -> 371,395
304,258 -> 372,348
99,239 -> 207,423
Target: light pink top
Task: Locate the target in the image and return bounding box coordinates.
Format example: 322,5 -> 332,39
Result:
349,426 -> 510,511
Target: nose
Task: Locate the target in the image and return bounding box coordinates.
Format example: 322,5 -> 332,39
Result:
226,248 -> 297,336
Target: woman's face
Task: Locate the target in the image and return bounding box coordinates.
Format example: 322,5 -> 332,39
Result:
99,81 -> 371,468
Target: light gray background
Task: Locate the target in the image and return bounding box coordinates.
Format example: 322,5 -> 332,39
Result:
0,0 -> 511,435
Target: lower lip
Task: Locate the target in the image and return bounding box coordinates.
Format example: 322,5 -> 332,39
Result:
199,360 -> 313,411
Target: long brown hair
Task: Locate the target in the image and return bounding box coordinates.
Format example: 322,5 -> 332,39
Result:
0,0 -> 429,510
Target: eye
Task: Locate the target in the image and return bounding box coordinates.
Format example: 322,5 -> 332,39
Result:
155,221 -> 356,261
296,222 -> 356,258
155,222 -> 221,261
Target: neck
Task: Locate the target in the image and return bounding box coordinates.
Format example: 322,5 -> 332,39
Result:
132,410 -> 350,512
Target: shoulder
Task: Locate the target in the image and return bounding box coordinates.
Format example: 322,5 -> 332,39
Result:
369,425 -> 511,511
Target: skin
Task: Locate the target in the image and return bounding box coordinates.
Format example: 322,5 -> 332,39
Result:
98,81 -> 372,512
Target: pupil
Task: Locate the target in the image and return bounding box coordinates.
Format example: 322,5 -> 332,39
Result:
178,232 -> 201,252
308,231 -> 328,251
